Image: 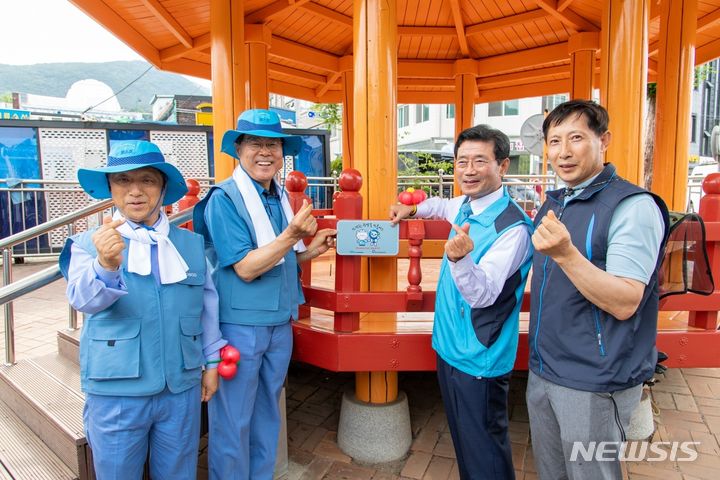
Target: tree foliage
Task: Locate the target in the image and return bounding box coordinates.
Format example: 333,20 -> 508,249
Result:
311,103 -> 342,129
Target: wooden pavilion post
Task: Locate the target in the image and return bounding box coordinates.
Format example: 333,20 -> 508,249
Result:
453,59 -> 477,195
210,0 -> 246,181
340,55 -> 355,170
599,0 -> 649,185
568,32 -> 599,100
244,24 -> 271,110
652,0 -> 697,211
353,0 -> 399,404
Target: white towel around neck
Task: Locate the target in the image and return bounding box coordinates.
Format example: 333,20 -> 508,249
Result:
114,210 -> 189,284
232,165 -> 306,265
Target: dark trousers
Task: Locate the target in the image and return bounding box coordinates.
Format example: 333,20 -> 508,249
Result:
436,356 -> 514,480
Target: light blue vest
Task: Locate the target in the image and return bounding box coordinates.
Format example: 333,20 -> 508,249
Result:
433,191 -> 533,378
59,226 -> 207,396
193,179 -> 304,326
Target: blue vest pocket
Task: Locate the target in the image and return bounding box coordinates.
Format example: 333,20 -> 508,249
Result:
180,315 -> 205,370
86,318 -> 141,380
231,265 -> 281,311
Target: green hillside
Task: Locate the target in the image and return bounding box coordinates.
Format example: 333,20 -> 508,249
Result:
0,61 -> 210,113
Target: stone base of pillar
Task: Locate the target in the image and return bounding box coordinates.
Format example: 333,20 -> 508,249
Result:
626,389 -> 655,441
337,390 -> 412,464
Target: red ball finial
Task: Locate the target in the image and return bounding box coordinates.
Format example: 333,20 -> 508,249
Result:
703,172 -> 720,195
185,178 -> 200,196
285,171 -> 308,192
339,168 -> 362,192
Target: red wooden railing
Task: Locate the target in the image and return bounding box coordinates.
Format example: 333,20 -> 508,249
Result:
178,170 -> 720,370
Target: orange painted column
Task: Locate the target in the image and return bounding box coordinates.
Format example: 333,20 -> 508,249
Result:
210,0 -> 246,181
568,32 -> 599,100
353,0 -> 399,404
599,0 -> 648,185
244,24 -> 271,110
340,55 -> 354,170
652,0 -> 697,210
453,59 -> 477,196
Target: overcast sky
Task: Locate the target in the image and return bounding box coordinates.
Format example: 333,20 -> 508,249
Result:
2,1 -> 209,86
2,1 -> 144,65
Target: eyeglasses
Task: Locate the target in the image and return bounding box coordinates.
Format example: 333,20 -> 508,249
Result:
454,158 -> 491,170
242,139 -> 283,151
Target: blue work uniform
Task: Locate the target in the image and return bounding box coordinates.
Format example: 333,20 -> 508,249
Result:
194,176 -> 303,480
60,223 -> 222,479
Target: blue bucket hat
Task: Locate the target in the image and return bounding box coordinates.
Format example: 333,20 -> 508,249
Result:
221,109 -> 303,159
78,140 -> 188,205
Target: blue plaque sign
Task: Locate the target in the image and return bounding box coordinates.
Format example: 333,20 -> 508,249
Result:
336,220 -> 399,256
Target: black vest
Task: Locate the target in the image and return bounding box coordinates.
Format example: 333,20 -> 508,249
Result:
528,164 -> 669,392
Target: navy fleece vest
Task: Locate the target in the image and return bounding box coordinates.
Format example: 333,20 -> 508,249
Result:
528,164 -> 669,392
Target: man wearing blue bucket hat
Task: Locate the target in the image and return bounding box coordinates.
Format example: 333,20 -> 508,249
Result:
194,109 -> 336,479
59,140 -> 226,479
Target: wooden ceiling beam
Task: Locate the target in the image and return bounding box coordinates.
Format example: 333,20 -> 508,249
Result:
477,78 -> 570,103
269,63 -> 328,84
398,60 -> 456,78
159,58 -> 211,79
697,38 -> 720,66
399,78 -> 454,87
270,36 -> 340,72
246,0 -> 304,24
270,78 -> 324,102
557,0 -> 575,12
315,72 -> 342,97
650,0 -> 661,21
648,58 -> 658,74
398,91 -> 455,103
649,40 -> 659,57
398,26 -> 456,36
302,3 -> 352,27
535,0 -> 599,32
477,65 -> 569,89
160,33 -> 212,62
141,0 -> 192,48
648,6 -> 720,58
246,0 -> 351,29
396,43 -> 568,80
68,0 -> 160,65
449,0 -> 471,57
317,91 -> 343,103
698,7 -> 720,34
476,42 -> 569,75
466,9 -> 547,38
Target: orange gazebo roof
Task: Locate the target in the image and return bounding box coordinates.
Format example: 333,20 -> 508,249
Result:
69,0 -> 720,103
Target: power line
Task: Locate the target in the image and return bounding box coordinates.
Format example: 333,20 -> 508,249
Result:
82,65 -> 154,114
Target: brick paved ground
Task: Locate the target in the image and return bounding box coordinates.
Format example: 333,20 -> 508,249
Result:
3,260 -> 720,479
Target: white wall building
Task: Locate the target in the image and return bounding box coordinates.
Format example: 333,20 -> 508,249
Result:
327,93 -> 572,174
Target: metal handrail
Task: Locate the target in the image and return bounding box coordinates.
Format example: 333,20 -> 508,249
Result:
1,177 -> 217,185
1,207 -> 194,365
0,199 -> 114,251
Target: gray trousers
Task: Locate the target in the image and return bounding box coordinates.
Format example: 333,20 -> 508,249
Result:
526,371 -> 642,480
